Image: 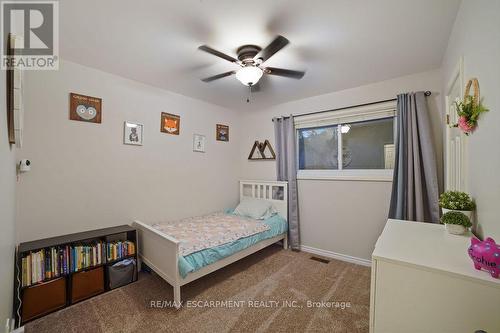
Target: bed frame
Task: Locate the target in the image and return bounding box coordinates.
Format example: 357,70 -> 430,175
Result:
132,180 -> 288,308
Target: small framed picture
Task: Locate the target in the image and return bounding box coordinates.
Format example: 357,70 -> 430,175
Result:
193,134 -> 206,152
69,93 -> 102,124
161,112 -> 180,135
123,121 -> 143,145
216,124 -> 229,142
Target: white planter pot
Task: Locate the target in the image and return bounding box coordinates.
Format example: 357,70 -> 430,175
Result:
441,208 -> 473,220
445,223 -> 466,235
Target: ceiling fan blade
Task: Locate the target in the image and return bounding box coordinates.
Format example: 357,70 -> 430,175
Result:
201,71 -> 235,82
265,67 -> 305,79
198,45 -> 238,63
254,35 -> 289,63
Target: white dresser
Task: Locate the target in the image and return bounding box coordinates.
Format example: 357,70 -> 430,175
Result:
370,219 -> 500,333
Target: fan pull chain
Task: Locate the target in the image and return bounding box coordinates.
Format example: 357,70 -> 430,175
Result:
247,85 -> 251,103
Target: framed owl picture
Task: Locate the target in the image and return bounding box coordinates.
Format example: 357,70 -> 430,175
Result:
160,112 -> 180,135
69,93 -> 102,123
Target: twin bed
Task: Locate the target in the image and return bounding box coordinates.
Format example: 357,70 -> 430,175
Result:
132,180 -> 288,307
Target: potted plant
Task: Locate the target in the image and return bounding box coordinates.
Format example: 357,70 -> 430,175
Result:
441,211 -> 472,235
439,191 -> 475,219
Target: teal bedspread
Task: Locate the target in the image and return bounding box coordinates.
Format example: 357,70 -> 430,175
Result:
178,213 -> 288,278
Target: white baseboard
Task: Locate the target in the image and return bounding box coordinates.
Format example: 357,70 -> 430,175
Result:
300,245 -> 371,267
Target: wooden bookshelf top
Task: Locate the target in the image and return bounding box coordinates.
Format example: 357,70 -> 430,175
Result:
18,225 -> 136,253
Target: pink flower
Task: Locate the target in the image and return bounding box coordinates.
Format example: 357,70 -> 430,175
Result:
458,116 -> 475,133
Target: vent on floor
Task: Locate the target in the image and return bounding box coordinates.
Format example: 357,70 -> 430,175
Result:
310,256 -> 330,264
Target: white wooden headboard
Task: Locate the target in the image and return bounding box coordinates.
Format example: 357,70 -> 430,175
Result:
239,180 -> 288,221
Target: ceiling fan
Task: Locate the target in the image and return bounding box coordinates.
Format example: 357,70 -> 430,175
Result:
198,35 -> 305,90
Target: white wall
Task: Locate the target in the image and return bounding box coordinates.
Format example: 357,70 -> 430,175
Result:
442,0 -> 500,239
0,56 -> 17,322
240,69 -> 443,260
16,60 -> 241,242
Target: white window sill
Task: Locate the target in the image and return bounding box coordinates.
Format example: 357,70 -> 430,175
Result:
297,169 -> 393,182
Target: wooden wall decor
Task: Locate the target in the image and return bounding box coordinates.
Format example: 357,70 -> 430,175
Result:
6,34 -> 15,143
69,93 -> 102,123
248,140 -> 276,160
6,34 -> 24,147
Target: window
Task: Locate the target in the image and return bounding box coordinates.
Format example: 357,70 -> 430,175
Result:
295,101 -> 396,181
298,126 -> 338,170
342,118 -> 394,169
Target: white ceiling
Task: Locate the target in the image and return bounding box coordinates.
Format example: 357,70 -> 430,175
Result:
59,0 -> 461,110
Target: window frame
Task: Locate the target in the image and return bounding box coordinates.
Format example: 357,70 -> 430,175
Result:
295,101 -> 397,182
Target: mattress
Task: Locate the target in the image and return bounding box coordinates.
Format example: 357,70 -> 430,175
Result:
177,212 -> 288,278
151,212 -> 271,256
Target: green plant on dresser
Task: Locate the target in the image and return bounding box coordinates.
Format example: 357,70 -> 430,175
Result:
439,191 -> 475,211
441,211 -> 472,235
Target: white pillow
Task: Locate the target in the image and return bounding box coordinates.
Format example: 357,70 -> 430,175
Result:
233,198 -> 276,220
260,205 -> 277,220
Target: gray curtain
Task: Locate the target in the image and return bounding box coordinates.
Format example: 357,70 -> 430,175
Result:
389,92 -> 439,223
273,116 -> 300,249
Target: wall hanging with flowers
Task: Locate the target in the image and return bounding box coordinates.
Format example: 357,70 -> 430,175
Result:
453,78 -> 488,135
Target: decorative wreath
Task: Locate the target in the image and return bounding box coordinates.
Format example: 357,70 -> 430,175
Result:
453,78 -> 488,135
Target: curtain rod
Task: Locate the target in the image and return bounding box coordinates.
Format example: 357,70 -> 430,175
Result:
273,91 -> 432,120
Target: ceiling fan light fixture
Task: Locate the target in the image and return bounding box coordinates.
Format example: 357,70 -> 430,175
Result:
235,66 -> 263,86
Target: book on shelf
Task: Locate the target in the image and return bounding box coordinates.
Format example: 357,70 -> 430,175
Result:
70,241 -> 105,272
21,245 -> 70,287
106,240 -> 135,262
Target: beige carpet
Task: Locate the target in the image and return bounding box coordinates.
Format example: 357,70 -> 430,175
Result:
26,245 -> 370,333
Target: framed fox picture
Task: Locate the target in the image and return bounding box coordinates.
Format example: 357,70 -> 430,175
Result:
160,112 -> 180,135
